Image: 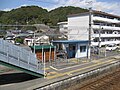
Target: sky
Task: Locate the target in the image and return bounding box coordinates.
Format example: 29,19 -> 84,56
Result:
0,0 -> 120,15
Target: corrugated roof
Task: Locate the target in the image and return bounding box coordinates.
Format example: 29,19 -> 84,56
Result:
30,45 -> 55,50
68,12 -> 89,17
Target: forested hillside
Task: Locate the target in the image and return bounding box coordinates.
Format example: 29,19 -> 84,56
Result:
49,6 -> 88,25
0,6 -> 88,26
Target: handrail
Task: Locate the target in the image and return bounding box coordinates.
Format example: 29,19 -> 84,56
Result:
0,39 -> 44,75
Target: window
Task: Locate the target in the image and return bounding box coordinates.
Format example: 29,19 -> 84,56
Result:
94,38 -> 99,42
80,46 -> 86,52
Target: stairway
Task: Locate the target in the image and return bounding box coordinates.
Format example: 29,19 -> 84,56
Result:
0,39 -> 44,77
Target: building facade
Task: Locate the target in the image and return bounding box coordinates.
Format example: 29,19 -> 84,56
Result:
67,11 -> 120,46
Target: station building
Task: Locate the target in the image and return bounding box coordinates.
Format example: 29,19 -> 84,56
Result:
52,40 -> 90,59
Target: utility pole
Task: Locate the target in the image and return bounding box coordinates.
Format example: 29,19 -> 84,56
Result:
105,44 -> 107,57
33,31 -> 35,54
15,21 -> 18,30
98,24 -> 103,55
44,52 -> 46,79
87,7 -> 92,60
86,0 -> 93,60
98,24 -> 101,55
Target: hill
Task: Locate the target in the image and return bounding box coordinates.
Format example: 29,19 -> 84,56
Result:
49,6 -> 88,25
0,6 -> 49,25
0,6 -> 88,28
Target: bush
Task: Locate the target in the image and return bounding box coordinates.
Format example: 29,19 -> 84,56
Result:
15,38 -> 24,44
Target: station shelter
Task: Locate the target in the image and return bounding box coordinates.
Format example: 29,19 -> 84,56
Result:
30,45 -> 55,62
52,40 -> 90,59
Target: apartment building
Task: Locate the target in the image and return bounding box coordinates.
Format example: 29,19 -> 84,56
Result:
66,11 -> 120,46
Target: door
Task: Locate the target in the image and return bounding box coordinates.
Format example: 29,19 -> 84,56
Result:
67,44 -> 76,58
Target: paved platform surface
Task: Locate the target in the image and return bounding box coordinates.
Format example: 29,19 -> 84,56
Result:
0,53 -> 120,90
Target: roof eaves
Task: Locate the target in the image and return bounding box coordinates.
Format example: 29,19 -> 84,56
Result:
52,40 -> 89,44
93,10 -> 120,18
67,12 -> 89,17
30,45 -> 54,50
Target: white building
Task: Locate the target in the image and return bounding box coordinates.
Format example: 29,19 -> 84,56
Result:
24,35 -> 49,46
57,22 -> 68,35
67,11 -> 120,46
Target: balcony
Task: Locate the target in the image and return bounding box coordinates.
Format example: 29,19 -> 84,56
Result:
91,41 -> 120,46
93,16 -> 120,24
92,34 -> 120,38
92,25 -> 120,30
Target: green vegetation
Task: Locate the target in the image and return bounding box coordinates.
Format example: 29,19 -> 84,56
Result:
15,38 -> 24,44
49,6 -> 88,25
0,6 -> 48,25
0,6 -> 88,29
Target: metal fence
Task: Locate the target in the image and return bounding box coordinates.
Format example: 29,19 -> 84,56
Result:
0,39 -> 44,74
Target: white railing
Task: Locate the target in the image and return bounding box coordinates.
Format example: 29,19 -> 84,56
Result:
93,34 -> 120,38
91,41 -> 120,46
92,25 -> 120,30
0,39 -> 44,74
93,16 -> 120,23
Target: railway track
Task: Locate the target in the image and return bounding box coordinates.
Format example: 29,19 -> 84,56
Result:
73,68 -> 120,90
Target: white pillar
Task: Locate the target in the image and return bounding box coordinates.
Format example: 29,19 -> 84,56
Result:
44,52 -> 46,79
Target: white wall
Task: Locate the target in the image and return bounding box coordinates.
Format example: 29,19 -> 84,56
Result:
68,15 -> 89,26
75,44 -> 89,58
68,15 -> 89,40
64,43 -> 89,58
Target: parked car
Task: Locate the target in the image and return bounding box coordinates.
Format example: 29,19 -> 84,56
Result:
106,44 -> 117,51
